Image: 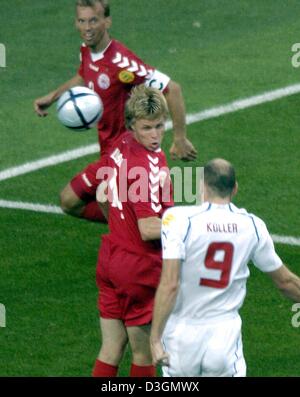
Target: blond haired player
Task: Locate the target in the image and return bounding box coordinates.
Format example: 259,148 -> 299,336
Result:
34,0 -> 196,223
93,86 -> 173,377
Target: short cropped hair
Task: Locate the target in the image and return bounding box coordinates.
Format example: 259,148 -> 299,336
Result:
125,85 -> 169,130
204,159 -> 236,198
76,0 -> 110,17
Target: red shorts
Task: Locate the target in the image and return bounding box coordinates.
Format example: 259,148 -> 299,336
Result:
96,235 -> 162,327
70,155 -> 109,202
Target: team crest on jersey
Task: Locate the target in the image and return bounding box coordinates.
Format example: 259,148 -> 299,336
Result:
97,73 -> 110,90
118,70 -> 135,84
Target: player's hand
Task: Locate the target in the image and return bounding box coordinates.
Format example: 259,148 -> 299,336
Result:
150,340 -> 170,367
169,137 -> 197,161
34,94 -> 54,117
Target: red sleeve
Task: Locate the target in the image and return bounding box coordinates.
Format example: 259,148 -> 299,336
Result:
123,48 -> 154,86
134,201 -> 161,220
115,44 -> 170,90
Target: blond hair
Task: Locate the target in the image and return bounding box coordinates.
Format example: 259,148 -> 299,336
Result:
76,0 -> 110,17
125,85 -> 168,130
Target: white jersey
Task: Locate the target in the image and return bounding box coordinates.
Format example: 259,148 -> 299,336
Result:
161,202 -> 282,323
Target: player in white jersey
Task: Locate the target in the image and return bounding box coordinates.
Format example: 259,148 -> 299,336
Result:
150,158 -> 300,377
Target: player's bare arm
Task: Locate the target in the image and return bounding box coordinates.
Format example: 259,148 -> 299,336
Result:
268,264 -> 300,302
137,217 -> 162,241
150,258 -> 180,366
34,74 -> 84,117
164,80 -> 197,161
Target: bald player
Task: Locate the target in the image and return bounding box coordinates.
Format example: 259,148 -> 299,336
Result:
150,158 -> 300,377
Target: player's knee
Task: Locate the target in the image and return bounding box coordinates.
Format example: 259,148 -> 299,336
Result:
100,340 -> 127,365
202,348 -> 229,376
59,190 -> 73,213
130,343 -> 152,366
59,187 -> 81,215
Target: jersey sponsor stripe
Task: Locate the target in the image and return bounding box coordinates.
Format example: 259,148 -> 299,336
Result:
1,83 -> 300,182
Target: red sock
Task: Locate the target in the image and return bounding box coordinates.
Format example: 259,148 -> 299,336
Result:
92,359 -> 118,377
130,363 -> 156,377
82,201 -> 107,223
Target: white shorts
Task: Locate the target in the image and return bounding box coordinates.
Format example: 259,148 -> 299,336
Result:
161,315 -> 246,377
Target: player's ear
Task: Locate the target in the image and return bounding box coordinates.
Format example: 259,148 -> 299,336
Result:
129,120 -> 136,131
232,182 -> 238,197
105,16 -> 112,30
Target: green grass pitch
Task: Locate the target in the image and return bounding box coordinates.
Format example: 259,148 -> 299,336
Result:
0,0 -> 299,376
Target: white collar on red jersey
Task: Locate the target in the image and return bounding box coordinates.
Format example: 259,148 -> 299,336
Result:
87,40 -> 113,62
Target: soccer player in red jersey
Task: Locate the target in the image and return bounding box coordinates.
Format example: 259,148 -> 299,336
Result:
92,86 -> 173,377
34,0 -> 196,223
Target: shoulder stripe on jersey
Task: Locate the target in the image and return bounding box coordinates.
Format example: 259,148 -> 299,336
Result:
182,203 -> 210,243
250,216 -> 259,242
228,204 -> 259,242
183,217 -> 192,243
188,202 -> 212,221
112,51 -> 153,77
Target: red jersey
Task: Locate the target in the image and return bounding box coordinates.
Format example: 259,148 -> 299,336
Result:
104,133 -> 174,256
78,40 -> 170,155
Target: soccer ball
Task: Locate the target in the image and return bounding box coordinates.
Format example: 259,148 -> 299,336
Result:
57,86 -> 103,130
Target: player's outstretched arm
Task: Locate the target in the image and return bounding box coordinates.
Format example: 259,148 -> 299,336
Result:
137,216 -> 162,241
268,264 -> 300,302
150,258 -> 180,366
33,74 -> 85,117
164,80 -> 197,161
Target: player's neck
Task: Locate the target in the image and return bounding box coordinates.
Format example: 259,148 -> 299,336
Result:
90,35 -> 111,53
205,197 -> 231,205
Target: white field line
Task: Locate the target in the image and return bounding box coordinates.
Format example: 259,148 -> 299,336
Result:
271,234 -> 300,247
1,82 -> 300,182
0,200 -> 299,247
0,144 -> 99,182
1,84 -> 300,247
185,82 -> 300,124
0,199 -> 64,215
